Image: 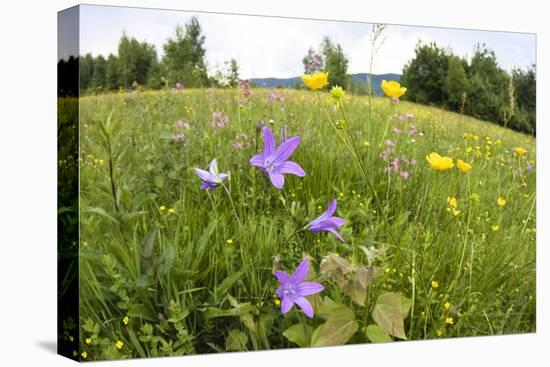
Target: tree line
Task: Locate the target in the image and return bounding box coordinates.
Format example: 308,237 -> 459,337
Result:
401,42 -> 536,135
58,17 -> 241,95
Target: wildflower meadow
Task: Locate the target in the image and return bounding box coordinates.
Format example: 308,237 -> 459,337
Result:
66,75 -> 536,360
56,6 -> 536,361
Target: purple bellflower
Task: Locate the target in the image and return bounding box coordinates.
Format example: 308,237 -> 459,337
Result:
194,158 -> 228,190
307,199 -> 346,242
250,127 -> 305,189
275,258 -> 324,318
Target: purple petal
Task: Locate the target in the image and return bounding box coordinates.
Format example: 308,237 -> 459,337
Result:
294,297 -> 314,318
290,258 -> 309,283
200,181 -> 217,190
274,270 -> 290,285
326,199 -> 337,217
277,161 -> 306,177
281,296 -> 294,314
263,127 -> 276,155
249,154 -> 265,168
308,224 -> 323,233
269,136 -> 301,164
327,228 -> 345,243
295,282 -> 324,297
208,158 -> 218,175
276,286 -> 284,298
326,217 -> 345,228
268,172 -> 285,189
218,173 -> 228,181
194,168 -> 214,182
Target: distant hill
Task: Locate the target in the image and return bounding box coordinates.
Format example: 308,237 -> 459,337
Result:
250,73 -> 401,96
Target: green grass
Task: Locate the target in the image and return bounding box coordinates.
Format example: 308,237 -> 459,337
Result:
70,87 -> 535,360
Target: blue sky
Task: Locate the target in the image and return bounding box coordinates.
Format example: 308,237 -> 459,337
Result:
74,4 -> 536,78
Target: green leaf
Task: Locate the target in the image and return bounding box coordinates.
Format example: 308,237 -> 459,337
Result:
81,207 -> 119,225
214,272 -> 243,301
127,303 -> 157,322
310,298 -> 358,347
311,318 -> 359,347
283,324 -> 314,347
225,330 -> 248,351
317,297 -> 355,320
203,306 -> 240,319
365,324 -> 393,343
140,229 -> 157,259
153,175 -> 164,189
371,292 -> 412,339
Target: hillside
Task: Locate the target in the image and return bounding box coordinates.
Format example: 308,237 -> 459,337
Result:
72,87 -> 535,360
250,73 -> 401,95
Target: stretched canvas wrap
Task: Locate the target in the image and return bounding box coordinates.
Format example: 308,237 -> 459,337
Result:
58,4 -> 536,362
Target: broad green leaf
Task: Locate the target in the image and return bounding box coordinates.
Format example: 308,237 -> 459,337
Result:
240,312 -> 256,332
203,306 -> 240,319
127,303 -> 157,322
365,324 -> 393,343
320,253 -> 351,287
345,281 -> 367,306
140,229 -> 156,259
283,324 -> 314,347
371,292 -> 412,339
317,297 -> 355,321
311,318 -> 359,347
153,175 -> 164,189
225,329 -> 248,351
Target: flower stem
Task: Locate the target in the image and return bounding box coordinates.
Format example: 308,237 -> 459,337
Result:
220,181 -> 243,229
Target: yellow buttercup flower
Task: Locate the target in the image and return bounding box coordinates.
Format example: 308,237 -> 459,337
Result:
431,280 -> 439,289
81,351 -> 88,359
116,340 -> 124,350
452,208 -> 461,217
426,152 -> 454,171
85,337 -> 92,345
444,302 -> 451,310
168,208 -> 176,214
492,224 -> 500,232
226,239 -> 234,245
514,147 -> 527,156
436,329 -> 442,337
447,196 -> 458,208
123,316 -> 129,325
301,71 -> 329,90
446,317 -> 454,325
456,159 -> 472,173
497,197 -> 506,207
274,299 -> 281,306
159,205 -> 166,211
381,80 -> 407,99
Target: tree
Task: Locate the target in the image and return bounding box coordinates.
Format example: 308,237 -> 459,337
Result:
401,42 -> 449,105
320,37 -> 350,89
79,53 -> 94,92
117,33 -> 157,89
509,65 -> 536,133
464,44 -> 509,123
445,55 -> 469,110
226,58 -> 240,87
162,17 -> 209,87
89,55 -> 107,91
105,54 -> 119,90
